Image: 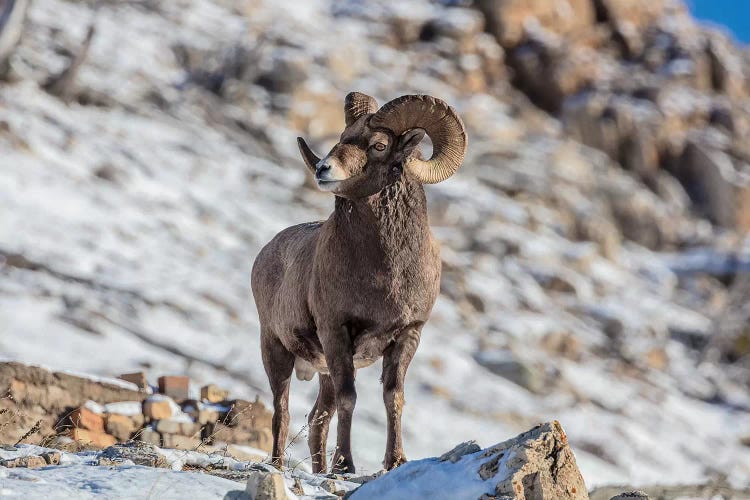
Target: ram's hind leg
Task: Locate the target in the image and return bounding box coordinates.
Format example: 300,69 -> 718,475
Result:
307,373 -> 336,473
382,326 -> 422,470
261,331 -> 295,468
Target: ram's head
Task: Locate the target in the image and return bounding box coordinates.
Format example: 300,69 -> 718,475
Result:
298,92 -> 467,199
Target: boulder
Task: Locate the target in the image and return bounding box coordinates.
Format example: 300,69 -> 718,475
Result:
155,419 -> 200,437
197,408 -> 221,425
287,81 -> 343,141
610,492 -> 649,500
476,0 -> 595,49
137,428 -> 162,447
97,442 -> 168,468
677,140 -> 750,230
66,428 -> 117,449
162,433 -> 202,451
66,406 -> 105,433
118,372 -> 149,391
707,34 -> 747,98
255,48 -> 309,94
508,33 -> 606,113
562,92 -> 663,176
225,399 -> 272,429
40,451 -> 61,465
352,421 -> 588,499
245,470 -> 288,500
594,0 -> 676,33
489,421 -> 588,499
143,397 -> 175,421
206,423 -> 272,453
105,414 -> 138,442
473,350 -> 545,393
157,376 -> 190,401
439,440 -> 481,463
200,384 -> 229,403
0,455 -> 47,468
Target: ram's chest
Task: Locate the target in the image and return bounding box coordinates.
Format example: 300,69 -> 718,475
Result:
313,243 -> 440,328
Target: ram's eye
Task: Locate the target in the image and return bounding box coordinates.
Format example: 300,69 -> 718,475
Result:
373,142 -> 387,152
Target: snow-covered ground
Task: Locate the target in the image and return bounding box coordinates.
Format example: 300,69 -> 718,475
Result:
1,0 -> 749,493
0,443 -> 357,499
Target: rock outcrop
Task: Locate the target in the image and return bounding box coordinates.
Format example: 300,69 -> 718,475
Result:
0,361 -> 146,446
352,421 -> 588,499
0,362 -> 272,458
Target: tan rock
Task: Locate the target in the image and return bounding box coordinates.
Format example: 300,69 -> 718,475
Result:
439,441 -> 481,463
162,433 -> 202,451
40,451 -> 61,465
490,421 -> 589,499
137,428 -> 161,447
200,384 -> 229,403
97,442 -> 168,468
131,412 -> 145,428
645,347 -> 669,370
197,409 -> 220,425
118,372 -> 149,391
155,419 -> 200,437
596,0 -> 676,33
67,406 -> 104,433
67,428 -> 117,449
0,455 -> 48,468
610,492 -> 649,500
225,399 -> 272,430
105,414 -> 137,442
208,423 -> 272,452
157,376 -> 190,401
477,0 -> 595,48
541,332 -> 582,361
288,82 -> 343,141
679,141 -> 750,231
245,471 -> 288,500
143,399 -> 173,421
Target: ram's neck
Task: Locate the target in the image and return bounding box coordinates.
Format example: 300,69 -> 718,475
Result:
333,174 -> 431,264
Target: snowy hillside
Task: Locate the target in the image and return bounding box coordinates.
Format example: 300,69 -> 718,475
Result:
1,0 -> 750,492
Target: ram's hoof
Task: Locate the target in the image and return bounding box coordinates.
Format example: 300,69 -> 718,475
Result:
384,454 -> 407,470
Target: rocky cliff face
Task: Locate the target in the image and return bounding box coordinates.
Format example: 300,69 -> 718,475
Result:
1,0 -> 749,489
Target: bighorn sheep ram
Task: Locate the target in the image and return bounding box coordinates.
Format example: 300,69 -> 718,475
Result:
251,92 -> 466,473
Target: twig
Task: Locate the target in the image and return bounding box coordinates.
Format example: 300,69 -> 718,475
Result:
14,419 -> 42,446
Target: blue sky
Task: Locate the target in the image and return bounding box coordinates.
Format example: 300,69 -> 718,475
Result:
687,0 -> 750,43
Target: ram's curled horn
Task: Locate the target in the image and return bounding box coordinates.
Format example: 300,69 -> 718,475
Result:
344,92 -> 378,126
297,137 -> 321,174
369,94 -> 467,184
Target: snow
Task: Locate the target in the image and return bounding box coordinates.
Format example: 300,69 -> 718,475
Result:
351,451 -> 496,499
57,371 -> 141,392
0,465 -> 246,500
0,445 -> 355,499
104,401 -> 144,417
82,401 -> 105,415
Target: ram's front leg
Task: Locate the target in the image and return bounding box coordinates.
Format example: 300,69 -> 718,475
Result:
320,325 -> 357,473
381,326 -> 421,470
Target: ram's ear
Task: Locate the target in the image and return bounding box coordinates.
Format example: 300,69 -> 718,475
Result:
297,137 -> 320,175
396,128 -> 425,158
